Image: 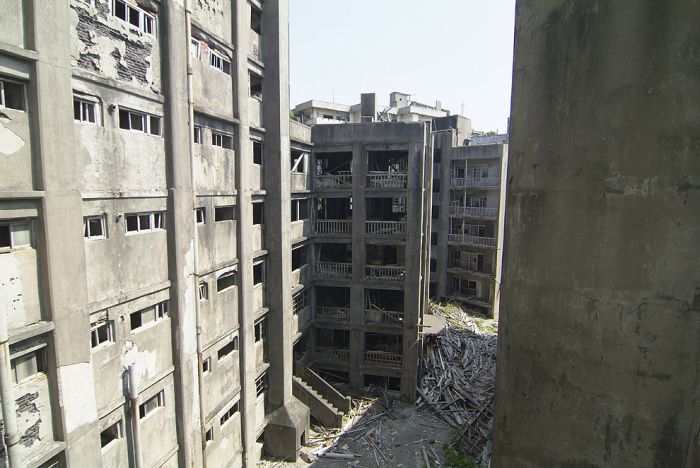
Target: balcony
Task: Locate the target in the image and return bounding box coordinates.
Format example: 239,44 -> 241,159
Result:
448,234 -> 496,248
449,289 -> 492,308
365,221 -> 406,236
448,205 -> 498,219
316,262 -> 352,280
315,346 -> 349,362
364,309 -> 404,326
365,265 -> 405,281
316,306 -> 350,323
367,171 -> 407,189
315,220 -> 352,236
449,261 -> 494,277
451,177 -> 500,188
364,351 -> 402,367
316,171 -> 352,190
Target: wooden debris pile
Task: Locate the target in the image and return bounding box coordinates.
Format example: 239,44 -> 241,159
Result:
418,302 -> 498,465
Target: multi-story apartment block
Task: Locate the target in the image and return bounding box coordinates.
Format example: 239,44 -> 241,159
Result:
0,0 -> 310,466
431,116 -> 508,318
290,120 -> 432,402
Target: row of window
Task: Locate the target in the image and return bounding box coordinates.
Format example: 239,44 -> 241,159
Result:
83,212 -> 165,240
99,388 -> 165,450
91,301 -> 170,350
197,261 -> 265,302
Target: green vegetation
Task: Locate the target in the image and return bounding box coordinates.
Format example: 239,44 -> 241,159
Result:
442,443 -> 480,468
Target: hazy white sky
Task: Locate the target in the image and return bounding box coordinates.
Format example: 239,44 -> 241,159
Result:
289,0 -> 516,132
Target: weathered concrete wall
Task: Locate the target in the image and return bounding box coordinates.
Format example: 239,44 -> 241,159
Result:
0,105 -> 32,191
204,400 -> 243,468
201,336 -> 241,420
493,1 -> 700,467
193,116 -> 236,194
192,0 -> 233,46
195,196 -> 238,272
0,0 -> 26,48
198,269 -> 239,347
191,43 -> 234,119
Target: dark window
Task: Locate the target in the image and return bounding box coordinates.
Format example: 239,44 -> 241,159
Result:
253,262 -> 264,285
195,207 -> 205,224
100,420 -> 122,448
431,232 -> 438,246
432,206 -> 439,220
250,6 -> 261,34
433,179 -> 440,193
250,73 -> 262,99
433,147 -> 442,164
2,79 -> 27,111
292,245 -> 307,270
253,203 -> 264,225
291,199 -> 309,222
220,401 -> 239,426
217,338 -> 237,360
217,271 -> 236,292
253,140 -> 263,165
138,391 -> 164,419
214,206 -> 235,222
430,258 -> 437,272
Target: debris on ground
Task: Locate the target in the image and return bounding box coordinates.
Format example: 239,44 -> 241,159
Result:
418,302 -> 498,466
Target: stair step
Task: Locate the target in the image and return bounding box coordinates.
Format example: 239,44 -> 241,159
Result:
295,376 -> 341,415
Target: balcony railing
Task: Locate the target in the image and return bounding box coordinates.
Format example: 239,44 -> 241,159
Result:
448,205 -> 498,219
364,309 -> 404,325
451,177 -> 500,188
365,221 -> 406,236
316,262 -> 352,279
448,234 -> 496,247
316,306 -> 350,322
367,171 -> 407,189
315,346 -> 349,362
365,265 -> 405,281
315,220 -> 352,236
451,262 -> 494,276
316,171 -> 352,190
364,351 -> 402,367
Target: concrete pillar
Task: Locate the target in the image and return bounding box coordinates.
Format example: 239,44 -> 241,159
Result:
350,141 -> 367,392
161,2 -> 202,466
435,132 -> 453,298
29,0 -> 99,463
493,1 -> 700,466
262,0 -> 310,459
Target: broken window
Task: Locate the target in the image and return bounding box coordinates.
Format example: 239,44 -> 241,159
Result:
217,336 -> 237,360
190,38 -> 200,59
11,348 -> 45,384
253,202 -> 264,225
255,373 -> 267,396
292,289 -> 309,314
195,207 -> 205,224
214,206 -> 235,222
291,245 -> 308,271
84,215 -> 106,239
209,50 -> 231,75
253,261 -> 265,285
193,125 -> 202,144
0,78 -> 26,111
220,400 -> 239,426
211,131 -> 233,149
91,320 -> 114,348
254,319 -> 266,343
125,212 -> 165,233
216,270 -> 236,292
250,6 -> 261,34
130,301 -> 169,332
291,199 -> 309,222
253,140 -> 263,165
118,108 -> 161,136
205,427 -> 214,444
198,281 -> 208,302
291,149 -> 308,173
0,221 -> 32,249
139,390 -> 165,419
202,357 -> 211,374
100,420 -> 122,449
249,72 -> 262,99
74,97 -> 99,124
112,0 -> 156,35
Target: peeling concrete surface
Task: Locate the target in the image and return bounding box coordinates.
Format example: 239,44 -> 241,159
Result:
58,363 -> 98,434
0,117 -> 25,155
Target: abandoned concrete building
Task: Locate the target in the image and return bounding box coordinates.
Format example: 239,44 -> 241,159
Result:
0,0 -> 315,466
295,95 -> 509,318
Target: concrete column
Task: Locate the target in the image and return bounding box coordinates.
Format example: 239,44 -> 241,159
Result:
349,141 -> 367,392
232,1 -> 258,465
435,132 -> 453,298
161,2 -> 202,466
401,131 -> 427,401
29,0 -> 99,463
492,144 -> 508,320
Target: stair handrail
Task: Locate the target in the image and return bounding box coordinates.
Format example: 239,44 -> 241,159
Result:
294,361 -> 351,413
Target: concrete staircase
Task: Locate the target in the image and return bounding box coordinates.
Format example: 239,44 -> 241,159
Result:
293,362 -> 351,428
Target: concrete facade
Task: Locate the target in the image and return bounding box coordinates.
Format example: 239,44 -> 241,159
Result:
493,1 -> 700,467
0,0 -> 307,466
293,121 -> 432,401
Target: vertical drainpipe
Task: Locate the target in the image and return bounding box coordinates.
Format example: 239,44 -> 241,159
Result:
0,311 -> 21,468
128,364 -> 143,468
184,2 -> 207,466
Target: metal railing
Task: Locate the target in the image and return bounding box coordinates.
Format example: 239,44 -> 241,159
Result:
315,220 -> 352,235
364,351 -> 402,367
367,171 -> 407,189
451,177 -> 500,188
316,306 -> 350,322
448,205 -> 498,219
316,262 -> 352,279
365,221 -> 406,236
365,265 -> 405,281
364,309 -> 404,325
447,234 -> 496,247
316,171 -> 352,190
315,346 -> 349,362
